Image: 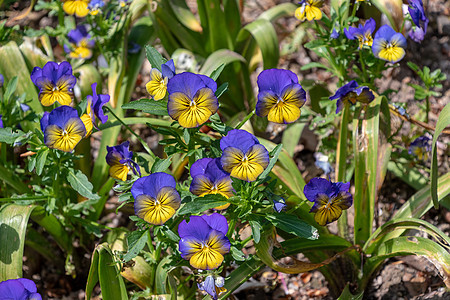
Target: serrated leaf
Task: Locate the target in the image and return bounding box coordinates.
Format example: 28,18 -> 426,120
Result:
145,45 -> 167,70
123,230 -> 149,262
178,195 -> 229,215
266,213 -> 318,240
122,99 -> 168,116
66,170 -> 100,200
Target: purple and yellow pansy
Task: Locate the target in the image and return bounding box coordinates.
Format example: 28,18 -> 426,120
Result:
31,61 -> 76,107
64,25 -> 95,59
304,178 -> 353,226
190,158 -> 234,210
88,0 -> 104,15
178,213 -> 231,270
256,68 -> 306,124
220,129 -> 269,182
409,136 -> 431,161
63,0 -> 90,18
80,83 -> 109,136
146,59 -> 176,101
167,72 -> 219,128
372,25 -> 407,63
344,18 -> 376,49
106,141 -> 140,181
40,106 -> 86,152
329,80 -> 374,113
131,173 -> 181,225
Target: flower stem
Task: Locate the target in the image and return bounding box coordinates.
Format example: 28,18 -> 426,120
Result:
235,110 -> 255,129
359,50 -> 368,83
104,106 -> 156,159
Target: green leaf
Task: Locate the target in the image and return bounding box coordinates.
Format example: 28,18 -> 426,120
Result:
431,102 -> 450,208
215,82 -> 228,99
249,220 -> 262,243
258,3 -> 296,21
387,159 -> 428,190
151,157 -> 172,173
199,49 -> 246,78
282,123 -> 306,157
167,0 -> 202,32
4,76 -> 18,101
122,99 -> 169,116
338,284 -> 364,300
230,246 -> 246,261
178,195 -> 229,215
155,256 -> 175,294
144,45 -> 167,70
236,18 -> 279,69
370,0 -> 403,31
123,230 -> 149,262
0,128 -> 25,144
85,243 -> 128,300
66,170 -> 100,200
258,143 -> 282,181
266,213 -> 318,240
35,148 -> 48,176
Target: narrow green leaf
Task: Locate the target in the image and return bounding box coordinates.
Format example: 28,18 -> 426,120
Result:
258,3 -> 296,21
97,244 -> 128,300
122,99 -> 169,116
151,157 -> 172,173
199,50 -> 246,78
168,0 -> 202,32
230,246 -> 245,261
282,123 -> 305,157
338,284 -> 364,300
4,76 -> 18,101
178,195 -> 229,215
266,213 -> 318,240
236,19 -> 279,69
145,45 -> 167,70
123,230 -> 149,262
387,159 -> 428,190
66,170 -> 100,200
258,143 -> 282,181
0,164 -> 31,194
155,256 -> 175,294
215,82 -> 229,99
431,102 -> 450,208
85,245 -> 99,300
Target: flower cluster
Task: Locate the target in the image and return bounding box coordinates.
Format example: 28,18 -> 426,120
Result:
408,0 -> 428,43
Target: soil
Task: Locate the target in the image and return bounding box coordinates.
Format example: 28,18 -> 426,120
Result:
3,0 -> 450,299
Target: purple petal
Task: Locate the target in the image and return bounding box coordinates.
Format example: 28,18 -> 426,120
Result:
161,59 -> 176,79
363,18 -> 376,35
205,158 -> 229,181
131,172 -> 176,199
303,177 -> 332,202
90,83 -> 110,124
219,129 -> 259,152
0,279 -> 30,299
178,215 -> 211,240
374,24 -> 396,41
47,106 -> 79,129
198,275 -> 218,300
257,69 -> 298,95
190,158 -> 213,178
201,213 -> 228,235
167,72 -> 216,99
329,80 -> 359,101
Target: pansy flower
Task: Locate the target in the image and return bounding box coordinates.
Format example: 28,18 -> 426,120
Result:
344,18 -> 376,49
372,25 -> 407,63
0,278 -> 42,300
304,178 -> 353,226
329,80 -> 374,113
0,115 -> 3,128
63,0 -> 90,18
80,83 -> 109,135
295,0 -> 324,22
330,28 -> 339,39
256,69 -> 306,124
409,136 -> 431,161
131,173 -> 181,225
40,106 -> 86,152
146,60 -> 176,101
220,129 -> 269,182
190,158 -> 234,210
178,213 -> 231,270
408,0 -> 428,43
88,0 -> 104,15
30,61 -> 76,106
198,275 -> 226,300
167,72 -> 219,128
64,25 -> 95,59
106,141 -> 140,181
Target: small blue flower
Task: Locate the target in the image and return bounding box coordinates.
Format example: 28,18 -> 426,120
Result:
372,25 -> 407,63
0,278 -> 42,300
273,198 -> 286,213
409,136 -> 431,161
329,80 -> 374,113
0,115 -> 3,128
408,0 -> 428,43
330,28 -> 339,39
344,18 -> 376,49
0,74 -> 4,87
